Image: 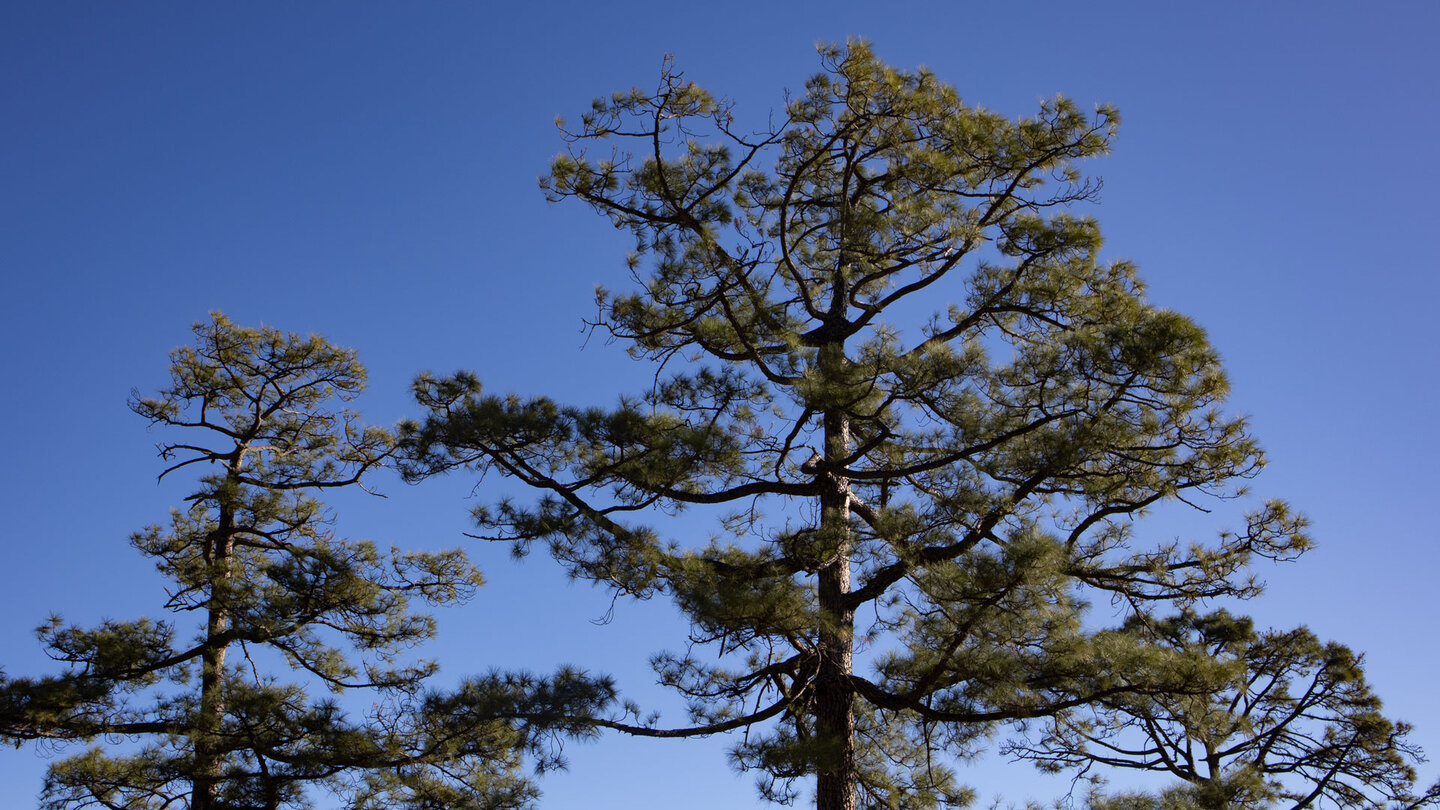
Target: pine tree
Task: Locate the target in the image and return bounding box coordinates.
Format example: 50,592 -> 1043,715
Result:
1008,611 -> 1440,810
402,42 -> 1311,809
0,314 -> 611,810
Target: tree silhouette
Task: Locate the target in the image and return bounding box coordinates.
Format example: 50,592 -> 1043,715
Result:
1009,611 -> 1439,810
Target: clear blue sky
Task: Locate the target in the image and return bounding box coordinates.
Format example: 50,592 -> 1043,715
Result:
2,2 -> 1436,807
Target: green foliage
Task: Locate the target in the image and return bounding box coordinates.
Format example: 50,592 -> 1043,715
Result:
0,314 -> 607,809
1010,611 -> 1439,810
1086,786 -> 1210,810
404,41 -> 1317,808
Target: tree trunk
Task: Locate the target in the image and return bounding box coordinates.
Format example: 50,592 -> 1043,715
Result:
815,409 -> 857,810
192,502 -> 234,810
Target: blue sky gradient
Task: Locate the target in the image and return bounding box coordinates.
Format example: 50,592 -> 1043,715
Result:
2,3 -> 1436,807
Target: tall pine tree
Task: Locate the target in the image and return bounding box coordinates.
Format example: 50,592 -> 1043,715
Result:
0,314 -> 611,809
403,42 -> 1311,809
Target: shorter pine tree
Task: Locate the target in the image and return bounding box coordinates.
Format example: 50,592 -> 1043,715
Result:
0,314 -> 612,810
